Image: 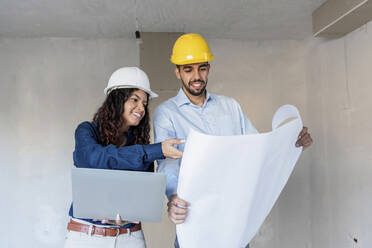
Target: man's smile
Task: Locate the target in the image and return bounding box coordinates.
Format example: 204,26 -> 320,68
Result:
189,80 -> 205,90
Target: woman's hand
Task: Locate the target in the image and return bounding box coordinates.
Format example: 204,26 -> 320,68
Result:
161,139 -> 184,159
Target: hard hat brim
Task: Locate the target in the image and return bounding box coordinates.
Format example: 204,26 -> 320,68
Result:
170,55 -> 214,65
104,85 -> 158,99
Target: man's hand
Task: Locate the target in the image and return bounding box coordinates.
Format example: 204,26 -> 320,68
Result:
167,194 -> 189,224
295,126 -> 313,150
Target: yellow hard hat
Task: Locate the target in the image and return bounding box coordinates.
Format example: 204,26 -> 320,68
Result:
170,33 -> 214,65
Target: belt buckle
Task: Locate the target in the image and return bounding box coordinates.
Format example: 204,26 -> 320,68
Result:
88,225 -> 95,236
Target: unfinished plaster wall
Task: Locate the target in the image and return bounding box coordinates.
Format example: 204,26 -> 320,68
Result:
307,21 -> 372,248
0,37 -> 139,248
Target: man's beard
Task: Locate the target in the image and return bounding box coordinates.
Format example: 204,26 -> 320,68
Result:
182,79 -> 207,96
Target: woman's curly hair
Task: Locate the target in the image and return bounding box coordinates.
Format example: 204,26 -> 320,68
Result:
92,88 -> 150,147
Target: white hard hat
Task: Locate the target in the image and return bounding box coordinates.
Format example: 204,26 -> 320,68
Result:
104,67 -> 158,99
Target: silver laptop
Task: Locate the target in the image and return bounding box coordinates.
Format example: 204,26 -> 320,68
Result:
71,167 -> 167,222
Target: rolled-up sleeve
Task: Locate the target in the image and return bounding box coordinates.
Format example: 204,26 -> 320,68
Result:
73,122 -> 164,170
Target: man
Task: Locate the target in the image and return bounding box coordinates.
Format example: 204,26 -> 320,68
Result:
153,33 -> 313,247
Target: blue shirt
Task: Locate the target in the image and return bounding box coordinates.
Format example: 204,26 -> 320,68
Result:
69,121 -> 164,227
153,89 -> 258,199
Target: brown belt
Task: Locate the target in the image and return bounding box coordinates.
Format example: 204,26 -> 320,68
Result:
67,220 -> 141,237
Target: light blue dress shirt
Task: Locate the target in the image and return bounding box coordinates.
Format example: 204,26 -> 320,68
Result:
153,88 -> 258,199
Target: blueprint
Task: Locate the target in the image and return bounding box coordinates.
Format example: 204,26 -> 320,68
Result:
176,105 -> 303,248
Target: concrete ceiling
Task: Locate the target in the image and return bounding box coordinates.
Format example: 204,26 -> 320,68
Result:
0,0 -> 326,40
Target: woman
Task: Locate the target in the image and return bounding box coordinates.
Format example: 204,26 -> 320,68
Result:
64,67 -> 183,248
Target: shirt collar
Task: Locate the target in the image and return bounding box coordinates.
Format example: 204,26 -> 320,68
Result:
174,88 -> 213,107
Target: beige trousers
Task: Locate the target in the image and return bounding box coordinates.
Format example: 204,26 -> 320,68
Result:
64,219 -> 146,248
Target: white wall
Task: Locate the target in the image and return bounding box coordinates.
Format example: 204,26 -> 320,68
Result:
0,37 -> 139,248
307,21 -> 372,248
